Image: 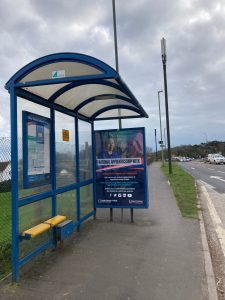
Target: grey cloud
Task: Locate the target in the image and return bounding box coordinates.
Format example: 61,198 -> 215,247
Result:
1,0 -> 225,147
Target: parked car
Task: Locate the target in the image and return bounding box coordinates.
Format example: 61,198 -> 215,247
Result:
209,154 -> 225,164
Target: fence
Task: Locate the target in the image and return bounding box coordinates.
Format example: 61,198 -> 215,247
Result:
0,137 -> 12,278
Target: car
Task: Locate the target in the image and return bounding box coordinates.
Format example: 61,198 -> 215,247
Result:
209,153 -> 225,164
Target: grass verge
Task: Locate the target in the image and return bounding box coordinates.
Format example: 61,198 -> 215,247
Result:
161,162 -> 199,219
0,192 -> 12,279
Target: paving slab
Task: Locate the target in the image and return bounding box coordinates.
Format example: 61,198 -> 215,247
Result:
0,162 -> 208,300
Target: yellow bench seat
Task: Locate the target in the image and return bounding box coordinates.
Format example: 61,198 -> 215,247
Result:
21,215 -> 66,239
44,215 -> 66,227
22,223 -> 51,238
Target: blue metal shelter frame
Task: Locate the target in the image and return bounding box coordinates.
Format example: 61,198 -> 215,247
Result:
5,53 -> 148,281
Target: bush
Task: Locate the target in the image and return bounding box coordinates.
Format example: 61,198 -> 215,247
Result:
0,180 -> 11,193
0,241 -> 11,277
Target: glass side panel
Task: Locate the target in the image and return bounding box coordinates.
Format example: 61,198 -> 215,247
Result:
57,190 -> 77,223
55,111 -> 76,188
17,97 -> 51,199
80,184 -> 93,218
78,120 -> 92,181
19,197 -> 52,258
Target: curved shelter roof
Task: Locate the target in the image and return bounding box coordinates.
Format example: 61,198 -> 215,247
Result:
5,53 -> 148,121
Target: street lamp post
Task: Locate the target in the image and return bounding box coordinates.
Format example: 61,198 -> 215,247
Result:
158,90 -> 164,165
154,129 -> 158,160
164,128 -> 167,149
161,38 -> 172,174
112,0 -> 122,130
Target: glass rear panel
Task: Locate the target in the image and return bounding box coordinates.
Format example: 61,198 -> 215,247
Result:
57,190 -> 77,223
80,184 -> 93,218
55,111 -> 76,188
19,197 -> 52,258
79,120 -> 92,182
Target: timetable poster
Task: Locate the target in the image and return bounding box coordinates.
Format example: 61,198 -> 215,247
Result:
94,128 -> 148,208
23,112 -> 51,188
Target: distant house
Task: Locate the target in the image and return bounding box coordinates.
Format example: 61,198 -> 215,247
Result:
0,161 -> 11,182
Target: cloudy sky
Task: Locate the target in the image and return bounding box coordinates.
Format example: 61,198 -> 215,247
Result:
0,0 -> 225,149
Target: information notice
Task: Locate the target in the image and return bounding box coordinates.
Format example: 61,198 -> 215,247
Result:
23,112 -> 51,188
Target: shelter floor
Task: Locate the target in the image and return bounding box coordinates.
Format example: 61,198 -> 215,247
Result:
0,162 -> 208,300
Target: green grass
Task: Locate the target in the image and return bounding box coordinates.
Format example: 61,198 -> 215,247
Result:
0,192 -> 12,278
161,163 -> 199,219
0,192 -> 11,244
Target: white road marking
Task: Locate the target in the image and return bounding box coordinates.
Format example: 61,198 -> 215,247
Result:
191,167 -> 195,170
198,180 -> 215,190
210,175 -> 225,183
218,171 -> 225,174
208,168 -> 215,171
201,185 -> 225,258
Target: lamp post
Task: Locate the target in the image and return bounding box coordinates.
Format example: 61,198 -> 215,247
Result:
154,129 -> 158,160
164,128 -> 167,149
161,37 -> 172,174
112,0 -> 122,130
158,90 -> 164,165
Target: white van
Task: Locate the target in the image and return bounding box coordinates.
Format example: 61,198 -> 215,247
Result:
208,153 -> 225,164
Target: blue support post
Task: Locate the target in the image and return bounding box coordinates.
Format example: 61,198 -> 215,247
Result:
75,115 -> 80,231
10,87 -> 20,282
91,121 -> 96,220
50,108 -> 57,245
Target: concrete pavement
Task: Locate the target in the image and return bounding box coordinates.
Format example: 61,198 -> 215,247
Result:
0,162 -> 210,299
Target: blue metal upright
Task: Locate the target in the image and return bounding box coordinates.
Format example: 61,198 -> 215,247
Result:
10,87 -> 19,281
75,115 -> 80,231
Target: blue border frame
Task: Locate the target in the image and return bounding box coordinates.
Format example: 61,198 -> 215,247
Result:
93,127 -> 148,209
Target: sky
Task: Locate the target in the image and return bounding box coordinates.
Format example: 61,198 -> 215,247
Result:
0,0 -> 225,149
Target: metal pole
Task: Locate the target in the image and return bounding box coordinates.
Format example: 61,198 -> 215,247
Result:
161,38 -> 172,174
162,62 -> 172,174
112,0 -> 122,130
112,0 -> 128,221
164,128 -> 167,149
154,129 -> 158,160
158,91 -> 164,165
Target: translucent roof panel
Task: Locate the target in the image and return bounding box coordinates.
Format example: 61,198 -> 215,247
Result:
79,99 -> 136,118
54,84 -> 128,110
95,109 -> 140,119
5,53 -> 148,120
19,61 -> 103,83
22,83 -> 70,100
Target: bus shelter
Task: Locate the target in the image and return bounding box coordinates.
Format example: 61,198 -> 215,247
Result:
5,53 -> 148,281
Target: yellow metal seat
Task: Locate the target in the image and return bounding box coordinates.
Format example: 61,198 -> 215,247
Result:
44,215 -> 66,227
22,223 -> 51,238
21,215 -> 67,239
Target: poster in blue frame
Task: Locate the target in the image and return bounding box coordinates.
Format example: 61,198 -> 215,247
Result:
94,127 -> 148,208
22,111 -> 51,189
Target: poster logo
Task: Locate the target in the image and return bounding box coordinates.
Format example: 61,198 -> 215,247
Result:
52,70 -> 65,79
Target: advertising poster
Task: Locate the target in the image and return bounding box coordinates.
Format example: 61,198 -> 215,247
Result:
23,112 -> 51,188
94,128 -> 148,208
